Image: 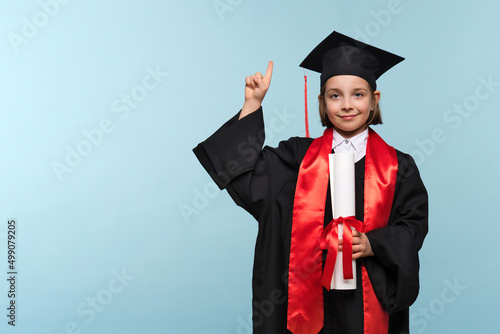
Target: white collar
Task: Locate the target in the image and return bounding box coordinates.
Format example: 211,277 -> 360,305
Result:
331,128 -> 369,162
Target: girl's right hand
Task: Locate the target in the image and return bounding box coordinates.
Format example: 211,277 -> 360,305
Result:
239,61 -> 273,119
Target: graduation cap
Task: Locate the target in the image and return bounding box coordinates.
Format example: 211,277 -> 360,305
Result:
300,31 -> 404,89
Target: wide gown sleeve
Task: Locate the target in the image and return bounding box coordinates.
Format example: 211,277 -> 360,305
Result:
364,152 -> 428,314
193,107 -> 312,221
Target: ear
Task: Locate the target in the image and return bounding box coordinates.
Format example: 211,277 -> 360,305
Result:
372,90 -> 381,108
318,94 -> 326,107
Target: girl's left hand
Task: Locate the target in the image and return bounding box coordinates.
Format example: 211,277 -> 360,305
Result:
338,230 -> 374,259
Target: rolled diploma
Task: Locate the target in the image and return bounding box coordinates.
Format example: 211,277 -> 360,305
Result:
329,152 -> 356,290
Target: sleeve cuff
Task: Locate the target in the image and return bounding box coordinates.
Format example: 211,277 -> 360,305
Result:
192,107 -> 265,189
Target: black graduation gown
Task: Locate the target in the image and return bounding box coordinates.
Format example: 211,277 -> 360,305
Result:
193,108 -> 428,334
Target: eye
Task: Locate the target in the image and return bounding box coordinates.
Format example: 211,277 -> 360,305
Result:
330,93 -> 340,99
354,92 -> 364,97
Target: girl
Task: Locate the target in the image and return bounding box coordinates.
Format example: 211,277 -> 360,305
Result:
193,31 -> 428,334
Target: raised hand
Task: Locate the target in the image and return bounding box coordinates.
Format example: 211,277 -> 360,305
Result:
239,61 -> 273,119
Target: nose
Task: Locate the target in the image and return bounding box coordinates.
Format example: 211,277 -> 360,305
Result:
341,97 -> 353,111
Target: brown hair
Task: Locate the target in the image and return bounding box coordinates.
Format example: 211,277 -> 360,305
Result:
318,84 -> 382,128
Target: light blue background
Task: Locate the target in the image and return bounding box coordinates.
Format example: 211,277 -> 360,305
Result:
0,0 -> 497,333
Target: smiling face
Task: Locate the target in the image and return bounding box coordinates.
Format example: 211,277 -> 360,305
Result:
319,75 -> 381,138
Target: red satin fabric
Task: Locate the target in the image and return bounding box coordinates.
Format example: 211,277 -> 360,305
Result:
287,127 -> 398,334
321,216 -> 366,288
287,128 -> 332,334
364,129 -> 398,232
362,264 -> 390,334
362,129 -> 398,334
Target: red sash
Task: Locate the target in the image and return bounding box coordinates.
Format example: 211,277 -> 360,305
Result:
287,128 -> 398,334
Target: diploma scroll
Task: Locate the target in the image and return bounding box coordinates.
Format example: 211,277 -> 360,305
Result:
329,152 -> 357,290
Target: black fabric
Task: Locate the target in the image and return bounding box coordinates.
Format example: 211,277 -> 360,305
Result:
299,31 -> 404,89
193,108 -> 428,334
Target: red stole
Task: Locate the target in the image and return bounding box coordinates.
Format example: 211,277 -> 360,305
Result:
287,127 -> 398,334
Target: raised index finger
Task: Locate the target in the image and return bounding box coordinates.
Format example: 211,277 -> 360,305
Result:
264,60 -> 273,84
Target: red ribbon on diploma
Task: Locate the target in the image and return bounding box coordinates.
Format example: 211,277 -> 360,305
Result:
321,216 -> 366,289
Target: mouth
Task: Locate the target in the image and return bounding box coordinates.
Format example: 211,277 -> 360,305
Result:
339,114 -> 358,120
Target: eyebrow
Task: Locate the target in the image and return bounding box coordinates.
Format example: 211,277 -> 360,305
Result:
326,87 -> 369,94
326,88 -> 341,94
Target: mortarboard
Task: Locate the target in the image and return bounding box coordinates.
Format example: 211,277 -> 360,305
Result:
300,31 -> 404,89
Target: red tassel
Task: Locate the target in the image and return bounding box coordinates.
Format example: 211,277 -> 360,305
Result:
304,74 -> 310,138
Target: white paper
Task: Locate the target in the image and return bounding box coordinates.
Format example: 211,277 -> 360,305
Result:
329,152 -> 356,290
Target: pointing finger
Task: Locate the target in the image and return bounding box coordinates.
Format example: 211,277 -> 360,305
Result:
264,60 -> 273,84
